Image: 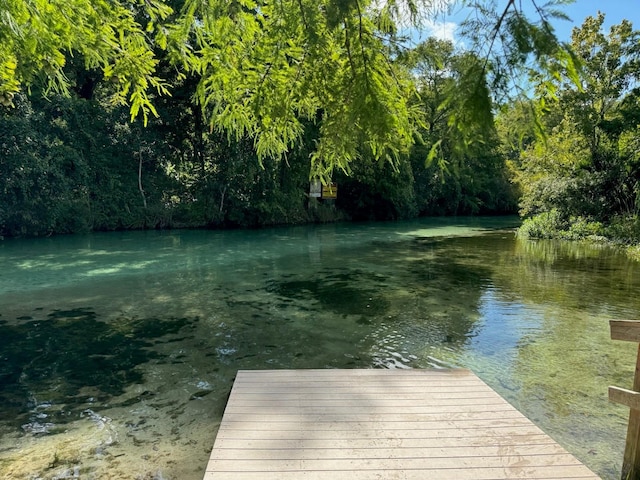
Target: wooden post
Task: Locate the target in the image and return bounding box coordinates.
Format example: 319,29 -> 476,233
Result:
610,320 -> 640,480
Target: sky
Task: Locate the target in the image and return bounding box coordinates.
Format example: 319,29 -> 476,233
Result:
545,0 -> 640,40
420,0 -> 640,44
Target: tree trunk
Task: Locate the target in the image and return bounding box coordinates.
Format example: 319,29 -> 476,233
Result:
138,149 -> 147,209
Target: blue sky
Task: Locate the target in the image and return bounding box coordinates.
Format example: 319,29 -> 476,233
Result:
550,0 -> 640,40
419,0 -> 640,44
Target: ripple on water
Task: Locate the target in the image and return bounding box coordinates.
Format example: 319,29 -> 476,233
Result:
0,223 -> 638,480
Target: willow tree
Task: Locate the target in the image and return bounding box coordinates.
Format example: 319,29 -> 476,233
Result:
0,0 -> 577,180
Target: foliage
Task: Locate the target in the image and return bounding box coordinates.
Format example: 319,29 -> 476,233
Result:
602,215 -> 640,243
460,0 -> 580,100
403,38 -> 518,216
0,93 -> 91,236
517,209 -> 567,239
628,244 -> 640,261
506,14 -> 640,249
1,0 -> 580,179
336,156 -> 418,220
1,1 -> 583,236
0,0 -> 420,178
495,99 -> 541,164
330,37 -> 518,221
514,118 -> 590,218
0,0 -> 171,123
518,212 -> 640,244
0,87 -> 317,236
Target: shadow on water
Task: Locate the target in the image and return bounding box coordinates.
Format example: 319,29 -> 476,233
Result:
0,221 -> 636,479
0,309 -> 198,432
380,235 -> 496,346
266,269 -> 391,319
261,236 -> 498,356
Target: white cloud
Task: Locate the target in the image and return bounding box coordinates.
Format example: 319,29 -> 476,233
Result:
423,19 -> 458,43
408,18 -> 461,47
371,0 -> 455,28
371,0 -> 463,47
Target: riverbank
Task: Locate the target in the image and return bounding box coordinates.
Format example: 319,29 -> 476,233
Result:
517,210 -> 640,261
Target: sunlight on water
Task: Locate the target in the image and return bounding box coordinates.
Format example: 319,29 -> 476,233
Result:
0,217 -> 638,479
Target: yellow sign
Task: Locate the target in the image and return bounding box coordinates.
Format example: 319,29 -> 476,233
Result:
322,183 -> 338,199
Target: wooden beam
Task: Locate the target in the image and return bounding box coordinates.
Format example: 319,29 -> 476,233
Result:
610,386 -> 640,411
620,344 -> 640,480
610,320 -> 640,342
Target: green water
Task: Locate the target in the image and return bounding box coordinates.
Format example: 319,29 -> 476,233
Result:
0,217 -> 638,479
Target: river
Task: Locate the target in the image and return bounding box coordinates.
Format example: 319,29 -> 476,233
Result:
0,217 -> 637,479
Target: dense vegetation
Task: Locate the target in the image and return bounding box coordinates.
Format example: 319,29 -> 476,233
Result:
0,48 -> 517,236
1,1 -> 639,250
503,13 -> 640,257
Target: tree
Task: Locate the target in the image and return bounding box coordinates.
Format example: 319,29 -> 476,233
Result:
559,14 -> 640,158
0,0 -> 171,120
402,38 -> 517,215
1,0 -> 578,180
511,14 -> 640,241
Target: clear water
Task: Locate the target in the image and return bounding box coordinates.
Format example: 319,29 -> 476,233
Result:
0,217 -> 638,479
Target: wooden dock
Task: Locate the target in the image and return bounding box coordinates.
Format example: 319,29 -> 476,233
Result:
204,369 -> 601,479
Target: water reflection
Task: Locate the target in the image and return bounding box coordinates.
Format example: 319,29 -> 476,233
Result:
0,218 -> 637,479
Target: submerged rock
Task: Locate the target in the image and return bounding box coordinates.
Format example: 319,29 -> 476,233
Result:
21,421 -> 55,435
51,465 -> 81,479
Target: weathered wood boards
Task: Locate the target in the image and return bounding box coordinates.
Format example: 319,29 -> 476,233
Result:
609,319 -> 640,480
611,320 -> 640,343
204,369 -> 600,480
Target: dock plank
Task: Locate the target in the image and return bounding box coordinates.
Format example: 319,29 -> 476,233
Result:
203,369 -> 601,480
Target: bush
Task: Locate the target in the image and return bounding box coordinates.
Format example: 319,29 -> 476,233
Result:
566,217 -> 606,241
604,215 -> 640,243
517,210 -> 568,239
628,245 -> 640,261
518,211 -> 614,242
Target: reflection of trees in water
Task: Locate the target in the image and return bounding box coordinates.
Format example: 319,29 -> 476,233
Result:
352,235 -> 498,367
478,236 -> 636,480
498,237 -> 640,315
10,222 -> 640,479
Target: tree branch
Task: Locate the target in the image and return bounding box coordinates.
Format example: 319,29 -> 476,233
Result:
355,0 -> 372,91
481,0 -> 516,75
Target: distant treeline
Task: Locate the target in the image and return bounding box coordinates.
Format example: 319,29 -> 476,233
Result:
0,38 -> 518,238
3,13 -> 639,248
